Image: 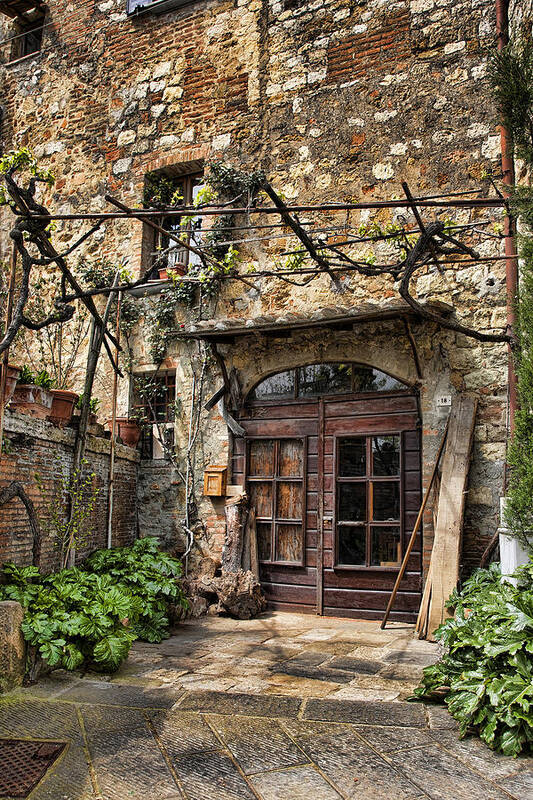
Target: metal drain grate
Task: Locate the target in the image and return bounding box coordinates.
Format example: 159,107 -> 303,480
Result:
0,739 -> 65,798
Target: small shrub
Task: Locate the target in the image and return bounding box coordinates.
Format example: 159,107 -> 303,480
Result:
411,561 -> 533,757
0,537 -> 187,674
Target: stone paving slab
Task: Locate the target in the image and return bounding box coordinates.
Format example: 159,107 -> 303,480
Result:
178,689 -> 302,717
207,714 -> 307,775
250,764 -> 344,800
303,697 -> 427,726
172,750 -> 256,800
59,680 -> 182,708
388,744 -> 515,800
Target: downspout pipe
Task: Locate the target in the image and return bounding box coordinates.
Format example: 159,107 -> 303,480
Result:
495,0 -> 518,436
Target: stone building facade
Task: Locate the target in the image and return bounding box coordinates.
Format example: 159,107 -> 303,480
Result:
0,0 -> 519,618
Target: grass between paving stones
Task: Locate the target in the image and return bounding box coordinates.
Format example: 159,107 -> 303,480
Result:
0,537 -> 188,674
411,560 -> 533,757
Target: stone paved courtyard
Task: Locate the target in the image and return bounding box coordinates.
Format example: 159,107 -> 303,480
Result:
0,612 -> 532,799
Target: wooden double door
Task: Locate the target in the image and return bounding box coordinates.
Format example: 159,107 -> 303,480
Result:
233,390 -> 423,622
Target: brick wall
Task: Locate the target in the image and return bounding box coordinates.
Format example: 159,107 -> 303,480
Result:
0,412 -> 139,573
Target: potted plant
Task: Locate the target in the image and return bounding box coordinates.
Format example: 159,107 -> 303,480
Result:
49,388 -> 79,427
107,416 -> 142,448
10,367 -> 54,419
1,363 -> 21,407
75,394 -> 100,425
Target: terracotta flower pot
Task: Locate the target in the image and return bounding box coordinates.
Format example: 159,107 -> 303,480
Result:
49,389 -> 79,427
1,363 -> 21,407
107,417 -> 141,448
10,384 -> 53,419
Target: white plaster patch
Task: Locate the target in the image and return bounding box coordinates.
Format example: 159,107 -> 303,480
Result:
481,135 -> 501,160
467,123 -> 490,138
444,41 -> 466,55
212,133 -> 232,150
389,142 -> 408,156
152,61 -> 172,79
113,158 -> 132,175
43,141 -> 65,155
374,109 -> 397,122
372,162 -> 395,180
117,129 -> 136,147
181,127 -> 195,143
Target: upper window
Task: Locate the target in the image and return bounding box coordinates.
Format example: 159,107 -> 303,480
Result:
2,3 -> 45,62
127,0 -> 189,15
249,364 -> 407,402
132,371 -> 176,460
143,168 -> 204,282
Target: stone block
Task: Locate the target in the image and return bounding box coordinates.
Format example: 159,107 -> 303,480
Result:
0,601 -> 25,693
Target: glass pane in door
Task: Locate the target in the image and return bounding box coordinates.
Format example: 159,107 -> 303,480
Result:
338,526 -> 366,565
339,438 -> 366,476
371,526 -> 401,566
372,482 -> 400,521
339,483 -> 366,522
372,435 -> 400,476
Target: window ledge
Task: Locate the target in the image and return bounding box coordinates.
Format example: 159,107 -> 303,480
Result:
127,279 -> 170,298
127,0 -> 195,17
4,50 -> 41,67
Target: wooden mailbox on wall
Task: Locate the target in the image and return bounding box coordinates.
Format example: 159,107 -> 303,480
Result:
203,465 -> 227,497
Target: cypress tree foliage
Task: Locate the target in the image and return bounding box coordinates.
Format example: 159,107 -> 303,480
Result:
489,40 -> 533,552
489,40 -> 533,164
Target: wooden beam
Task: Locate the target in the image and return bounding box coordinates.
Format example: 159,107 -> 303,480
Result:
424,395 -> 477,639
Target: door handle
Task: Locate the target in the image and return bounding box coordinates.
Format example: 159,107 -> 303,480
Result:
323,517 -> 333,526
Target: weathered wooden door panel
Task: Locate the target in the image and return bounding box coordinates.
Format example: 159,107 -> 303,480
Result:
239,383 -> 422,620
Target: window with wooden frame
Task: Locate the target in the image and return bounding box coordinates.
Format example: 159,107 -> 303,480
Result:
247,438 -> 306,566
334,434 -> 402,569
143,167 -> 204,281
249,363 -> 406,402
2,3 -> 46,63
132,371 -> 176,460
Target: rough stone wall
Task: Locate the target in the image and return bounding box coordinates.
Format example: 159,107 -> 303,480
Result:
0,412 -> 139,572
0,0 -> 510,575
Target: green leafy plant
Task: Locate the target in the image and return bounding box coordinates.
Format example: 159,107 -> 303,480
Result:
75,394 -> 100,415
0,538 -> 187,673
33,370 -> 55,389
411,562 -> 533,757
18,365 -> 35,384
0,148 -> 54,206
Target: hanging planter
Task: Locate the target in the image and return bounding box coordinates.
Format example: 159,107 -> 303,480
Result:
1,363 -> 21,407
107,417 -> 141,448
48,389 -> 79,427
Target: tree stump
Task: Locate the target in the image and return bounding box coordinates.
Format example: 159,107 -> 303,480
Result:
222,491 -> 248,573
